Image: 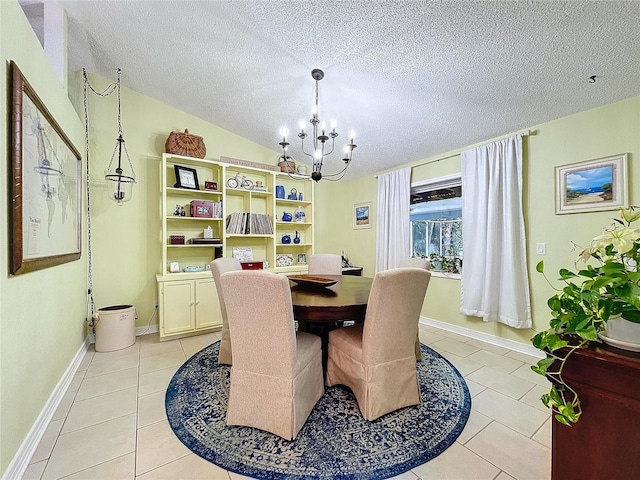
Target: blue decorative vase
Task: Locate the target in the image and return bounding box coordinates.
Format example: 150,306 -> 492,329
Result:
294,206 -> 306,222
282,211 -> 292,222
293,231 -> 301,244
282,234 -> 291,244
276,185 -> 285,199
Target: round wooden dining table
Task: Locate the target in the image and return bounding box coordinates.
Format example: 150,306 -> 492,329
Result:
290,275 -> 373,323
289,275 -> 373,374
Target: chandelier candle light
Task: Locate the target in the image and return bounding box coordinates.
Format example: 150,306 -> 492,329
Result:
279,69 -> 357,182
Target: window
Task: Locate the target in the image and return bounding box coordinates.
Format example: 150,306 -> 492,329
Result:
410,174 -> 462,272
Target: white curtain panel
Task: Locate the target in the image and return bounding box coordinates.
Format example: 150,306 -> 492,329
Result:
376,167 -> 411,272
460,136 -> 532,328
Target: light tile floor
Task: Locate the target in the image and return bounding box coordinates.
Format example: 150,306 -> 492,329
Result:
23,325 -> 551,480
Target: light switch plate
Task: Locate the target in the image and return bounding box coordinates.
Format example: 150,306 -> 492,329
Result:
536,243 -> 546,255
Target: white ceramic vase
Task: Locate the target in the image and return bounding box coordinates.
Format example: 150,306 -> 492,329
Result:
601,315 -> 640,352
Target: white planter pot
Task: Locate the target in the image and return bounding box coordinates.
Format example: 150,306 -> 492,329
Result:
600,315 -> 640,352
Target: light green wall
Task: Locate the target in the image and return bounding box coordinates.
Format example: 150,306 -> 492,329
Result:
74,73 -> 281,329
2,2 -> 279,472
3,0 -> 638,472
0,1 -> 86,474
314,176 -> 378,269
315,96 -> 639,346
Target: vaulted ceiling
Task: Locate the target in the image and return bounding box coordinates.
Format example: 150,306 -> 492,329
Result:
20,1 -> 640,179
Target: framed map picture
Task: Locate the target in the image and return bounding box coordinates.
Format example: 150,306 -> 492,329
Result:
555,154 -> 628,214
9,62 -> 82,275
353,202 -> 371,229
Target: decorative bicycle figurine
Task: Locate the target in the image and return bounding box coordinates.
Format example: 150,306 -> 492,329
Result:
226,173 -> 254,190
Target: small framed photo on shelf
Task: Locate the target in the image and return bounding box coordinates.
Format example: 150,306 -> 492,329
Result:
353,202 -> 371,229
555,153 -> 628,214
169,262 -> 180,273
174,165 -> 199,189
204,181 -> 217,191
297,253 -> 307,264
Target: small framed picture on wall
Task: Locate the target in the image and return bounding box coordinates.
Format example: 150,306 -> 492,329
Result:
555,153 -> 628,214
353,202 -> 371,229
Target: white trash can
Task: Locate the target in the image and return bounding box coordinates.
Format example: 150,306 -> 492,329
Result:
94,304 -> 136,352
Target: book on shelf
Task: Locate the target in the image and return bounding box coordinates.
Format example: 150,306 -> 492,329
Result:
225,212 -> 273,235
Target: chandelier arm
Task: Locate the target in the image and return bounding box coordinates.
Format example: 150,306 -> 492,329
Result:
321,163 -> 350,180
298,135 -> 317,160
321,137 -> 336,157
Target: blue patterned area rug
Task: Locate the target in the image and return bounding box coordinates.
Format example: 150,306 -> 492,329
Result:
166,341 -> 471,480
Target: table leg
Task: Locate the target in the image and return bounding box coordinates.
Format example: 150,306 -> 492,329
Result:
298,321 -> 336,377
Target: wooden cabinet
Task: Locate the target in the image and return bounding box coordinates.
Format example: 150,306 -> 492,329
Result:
157,275 -> 221,340
551,343 -> 640,480
157,154 -> 315,339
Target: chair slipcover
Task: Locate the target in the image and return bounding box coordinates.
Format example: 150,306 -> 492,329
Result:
398,257 -> 432,270
308,254 -> 342,275
325,268 -> 431,421
397,257 -> 431,360
220,270 -> 324,440
209,257 -> 242,365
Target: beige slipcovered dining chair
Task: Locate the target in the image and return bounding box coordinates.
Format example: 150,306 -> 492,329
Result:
209,257 -> 242,365
398,256 -> 431,270
308,253 -> 342,275
325,267 -> 431,421
398,257 -> 431,360
219,270 -> 324,440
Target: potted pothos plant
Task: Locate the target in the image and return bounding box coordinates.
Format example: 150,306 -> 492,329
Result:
531,206 -> 640,425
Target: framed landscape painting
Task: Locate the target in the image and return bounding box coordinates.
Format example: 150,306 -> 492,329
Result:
353,202 -> 371,229
9,62 -> 82,275
555,154 -> 628,214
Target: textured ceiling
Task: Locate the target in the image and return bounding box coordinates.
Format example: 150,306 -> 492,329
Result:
20,1 -> 640,180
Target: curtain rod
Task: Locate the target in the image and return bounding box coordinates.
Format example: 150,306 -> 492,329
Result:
375,129 -> 531,178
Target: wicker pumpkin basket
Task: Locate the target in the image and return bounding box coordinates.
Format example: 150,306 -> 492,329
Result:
165,129 -> 206,158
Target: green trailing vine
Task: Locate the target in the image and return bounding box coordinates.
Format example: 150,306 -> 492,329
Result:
531,207 -> 640,425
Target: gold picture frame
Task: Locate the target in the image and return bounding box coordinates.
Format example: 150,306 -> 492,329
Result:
9,62 -> 82,275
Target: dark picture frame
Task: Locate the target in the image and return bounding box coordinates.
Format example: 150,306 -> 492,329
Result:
174,164 -> 199,189
9,61 -> 82,275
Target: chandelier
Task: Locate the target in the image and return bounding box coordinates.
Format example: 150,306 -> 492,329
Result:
83,68 -> 136,205
278,69 -> 357,182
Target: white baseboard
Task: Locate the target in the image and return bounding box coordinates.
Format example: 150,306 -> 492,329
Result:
3,337 -> 90,480
87,324 -> 159,344
7,324 -> 160,479
419,316 -> 544,358
136,324 -> 159,336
